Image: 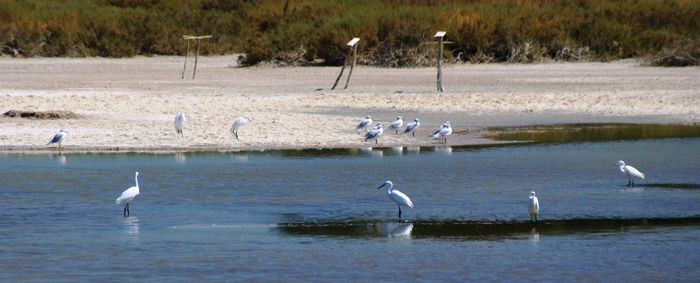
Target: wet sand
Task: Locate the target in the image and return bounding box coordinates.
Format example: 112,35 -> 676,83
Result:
0,56 -> 697,152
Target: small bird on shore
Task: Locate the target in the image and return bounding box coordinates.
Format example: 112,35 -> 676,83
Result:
528,191 -> 539,222
616,160 -> 645,187
116,172 -> 140,218
402,118 -> 420,136
174,112 -> 186,138
376,180 -> 414,219
431,121 -> 452,144
388,116 -> 403,134
364,123 -> 384,144
230,116 -> 251,140
47,129 -> 68,150
356,116 -> 372,132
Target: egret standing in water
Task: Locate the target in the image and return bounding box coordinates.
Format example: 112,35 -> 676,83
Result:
174,112 -> 186,138
230,116 -> 251,140
388,116 -> 403,134
356,116 -> 372,132
376,180 -> 414,219
364,123 -> 384,144
528,191 -> 539,222
616,160 -> 645,187
431,121 -> 452,144
47,129 -> 68,150
402,118 -> 420,136
116,172 -> 140,218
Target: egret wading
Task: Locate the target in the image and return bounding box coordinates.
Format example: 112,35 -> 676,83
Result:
528,191 -> 539,222
174,112 -> 186,137
47,129 -> 68,150
364,123 -> 384,144
616,160 -> 645,187
402,118 -> 420,137
356,116 -> 372,132
388,116 -> 403,135
230,116 -> 251,140
116,172 -> 140,218
376,180 -> 414,219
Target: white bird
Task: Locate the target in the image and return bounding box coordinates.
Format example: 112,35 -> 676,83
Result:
364,123 -> 384,144
174,112 -> 186,138
528,191 -> 539,222
431,121 -> 452,144
356,116 -> 373,132
388,116 -> 403,134
402,118 -> 420,136
230,116 -> 251,140
376,180 -> 414,219
616,160 -> 645,187
116,172 -> 140,218
47,129 -> 68,150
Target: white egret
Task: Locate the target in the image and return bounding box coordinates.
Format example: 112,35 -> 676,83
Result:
616,160 -> 645,187
528,191 -> 539,222
402,118 -> 420,136
431,121 -> 452,144
364,123 -> 384,144
116,172 -> 140,218
356,116 -> 372,132
388,116 -> 403,134
47,129 -> 68,150
230,116 -> 251,140
376,180 -> 414,219
174,112 -> 186,137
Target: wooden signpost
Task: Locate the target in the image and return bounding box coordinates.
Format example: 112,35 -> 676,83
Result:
332,37 -> 360,90
181,35 -> 212,79
434,31 -> 446,92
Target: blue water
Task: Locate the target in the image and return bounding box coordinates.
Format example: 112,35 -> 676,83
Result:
1,139 -> 700,281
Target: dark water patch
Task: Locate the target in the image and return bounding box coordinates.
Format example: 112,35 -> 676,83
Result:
277,217 -> 700,239
486,123 -> 700,144
637,183 -> 700,190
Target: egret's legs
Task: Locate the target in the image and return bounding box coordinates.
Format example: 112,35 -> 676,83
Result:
398,206 -> 402,219
123,203 -> 130,218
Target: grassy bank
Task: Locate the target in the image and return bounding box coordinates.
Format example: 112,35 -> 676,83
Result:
1,0 -> 698,66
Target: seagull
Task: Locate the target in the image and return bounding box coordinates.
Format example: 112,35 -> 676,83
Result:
529,191 -> 539,222
116,172 -> 140,218
376,180 -> 414,219
364,123 -> 384,144
431,121 -> 452,144
356,116 -> 372,132
174,112 -> 186,138
402,118 -> 420,136
388,116 -> 403,134
230,116 -> 251,140
47,129 -> 68,150
616,160 -> 645,187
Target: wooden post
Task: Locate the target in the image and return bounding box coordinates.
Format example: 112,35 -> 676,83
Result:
331,37 -> 360,90
435,31 -> 446,92
182,40 -> 190,79
181,35 -> 212,79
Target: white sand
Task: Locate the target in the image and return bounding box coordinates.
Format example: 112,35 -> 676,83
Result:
0,56 -> 698,152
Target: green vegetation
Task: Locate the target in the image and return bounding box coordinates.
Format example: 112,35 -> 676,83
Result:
1,0 -> 698,66
487,123 -> 700,143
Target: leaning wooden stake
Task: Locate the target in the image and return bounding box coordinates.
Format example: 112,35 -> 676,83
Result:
435,31 -> 446,92
192,38 -> 200,79
331,37 -> 360,90
182,40 -> 190,79
181,35 -> 212,79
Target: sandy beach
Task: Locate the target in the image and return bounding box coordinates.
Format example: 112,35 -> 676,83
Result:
0,56 -> 698,152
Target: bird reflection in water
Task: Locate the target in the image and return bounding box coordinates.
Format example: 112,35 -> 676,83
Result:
381,222 -> 414,239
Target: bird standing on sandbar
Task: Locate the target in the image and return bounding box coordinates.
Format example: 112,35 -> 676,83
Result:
402,118 -> 420,136
230,116 -> 251,140
47,129 -> 68,150
356,116 -> 372,132
528,191 -> 539,222
174,112 -> 186,138
364,123 -> 384,144
388,116 -> 403,134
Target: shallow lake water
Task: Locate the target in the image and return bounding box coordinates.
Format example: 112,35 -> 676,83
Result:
2,138 -> 700,281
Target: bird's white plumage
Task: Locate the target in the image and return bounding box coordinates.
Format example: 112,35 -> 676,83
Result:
48,129 -> 67,145
356,116 -> 372,131
389,116 -> 403,130
617,160 -> 645,179
174,112 -> 186,135
378,180 -> 414,208
230,116 -> 250,132
402,118 -> 420,134
116,172 -> 140,205
528,191 -> 539,219
364,123 -> 384,142
431,121 -> 453,138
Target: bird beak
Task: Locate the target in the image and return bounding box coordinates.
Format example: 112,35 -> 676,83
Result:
376,183 -> 386,190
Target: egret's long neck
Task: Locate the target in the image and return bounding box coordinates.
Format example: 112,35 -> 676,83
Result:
619,165 -> 626,173
134,174 -> 140,189
386,183 -> 393,194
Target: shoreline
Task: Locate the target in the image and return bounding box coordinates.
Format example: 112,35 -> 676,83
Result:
1,56 -> 698,153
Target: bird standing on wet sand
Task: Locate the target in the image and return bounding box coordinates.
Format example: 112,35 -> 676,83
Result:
47,129 -> 68,150
376,180 -> 414,219
230,116 -> 251,140
356,116 -> 372,132
174,112 -> 186,138
616,160 -> 645,187
364,123 -> 384,144
402,118 -> 420,136
116,172 -> 140,218
529,191 -> 539,222
431,121 -> 452,144
388,116 -> 403,134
